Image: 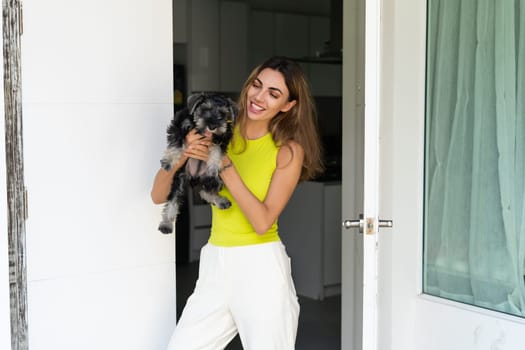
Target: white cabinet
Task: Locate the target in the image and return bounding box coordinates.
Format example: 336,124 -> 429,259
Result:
187,0 -> 248,93
188,0 -> 220,92
308,16 -> 342,96
274,13 -> 310,75
186,4 -> 340,95
274,13 -> 309,59
247,11 -> 341,96
250,11 -> 309,68
220,1 -> 249,92
323,183 -> 342,287
187,189 -> 213,262
308,16 -> 330,58
279,181 -> 342,300
308,63 -> 342,96
249,10 -> 275,70
249,11 -> 311,68
173,0 -> 187,43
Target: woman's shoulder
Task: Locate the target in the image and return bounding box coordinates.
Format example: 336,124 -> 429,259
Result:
281,140 -> 304,153
277,140 -> 304,168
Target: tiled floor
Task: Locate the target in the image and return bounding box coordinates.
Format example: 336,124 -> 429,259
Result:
176,261 -> 341,350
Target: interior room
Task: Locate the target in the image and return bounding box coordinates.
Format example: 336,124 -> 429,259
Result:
172,0 -> 343,348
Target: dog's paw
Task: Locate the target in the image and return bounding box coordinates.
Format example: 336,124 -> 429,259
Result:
216,198 -> 231,210
160,158 -> 172,171
158,222 -> 174,234
161,147 -> 184,171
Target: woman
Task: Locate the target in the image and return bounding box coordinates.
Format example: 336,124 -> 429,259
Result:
152,56 -> 323,350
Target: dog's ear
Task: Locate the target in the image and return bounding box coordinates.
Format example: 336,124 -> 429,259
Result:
187,93 -> 206,115
226,98 -> 238,125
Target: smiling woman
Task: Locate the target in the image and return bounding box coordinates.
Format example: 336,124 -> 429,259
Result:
160,56 -> 324,350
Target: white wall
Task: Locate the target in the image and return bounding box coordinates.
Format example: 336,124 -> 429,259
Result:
20,0 -> 176,349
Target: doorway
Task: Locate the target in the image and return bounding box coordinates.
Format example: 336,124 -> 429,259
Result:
171,0 -> 344,349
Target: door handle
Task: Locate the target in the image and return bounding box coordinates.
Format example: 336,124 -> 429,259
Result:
378,219 -> 393,228
342,219 -> 362,229
343,214 -> 364,233
343,215 -> 393,234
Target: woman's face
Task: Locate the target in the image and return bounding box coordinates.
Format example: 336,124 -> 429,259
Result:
246,68 -> 297,124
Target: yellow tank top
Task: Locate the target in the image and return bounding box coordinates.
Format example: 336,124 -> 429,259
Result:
209,129 -> 280,247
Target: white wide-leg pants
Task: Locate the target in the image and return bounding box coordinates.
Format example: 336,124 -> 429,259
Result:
166,241 -> 300,350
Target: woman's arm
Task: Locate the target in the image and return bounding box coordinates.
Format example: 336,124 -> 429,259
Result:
151,130 -> 211,204
220,142 -> 304,234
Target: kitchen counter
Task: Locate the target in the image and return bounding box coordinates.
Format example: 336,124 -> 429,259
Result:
279,181 -> 342,300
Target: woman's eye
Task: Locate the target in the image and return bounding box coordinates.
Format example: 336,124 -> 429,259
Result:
271,94 -> 279,99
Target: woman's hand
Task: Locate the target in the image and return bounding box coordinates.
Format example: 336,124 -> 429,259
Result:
184,129 -> 211,162
151,129 -> 211,204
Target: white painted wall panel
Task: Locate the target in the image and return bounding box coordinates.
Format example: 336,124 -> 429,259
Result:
21,0 -> 172,104
23,105 -> 173,281
27,263 -> 176,350
415,298 -> 525,350
19,0 -> 176,348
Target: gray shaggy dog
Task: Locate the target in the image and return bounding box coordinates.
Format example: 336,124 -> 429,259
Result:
158,93 -> 237,234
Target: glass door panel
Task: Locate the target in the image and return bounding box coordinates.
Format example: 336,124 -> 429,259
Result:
423,0 -> 525,318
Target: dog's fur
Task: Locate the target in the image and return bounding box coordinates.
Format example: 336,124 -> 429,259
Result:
158,93 -> 237,234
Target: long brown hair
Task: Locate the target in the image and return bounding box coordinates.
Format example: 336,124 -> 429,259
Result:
236,56 -> 324,181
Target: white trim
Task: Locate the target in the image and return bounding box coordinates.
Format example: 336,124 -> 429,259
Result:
415,37 -> 427,297
418,294 -> 525,325
362,0 -> 381,349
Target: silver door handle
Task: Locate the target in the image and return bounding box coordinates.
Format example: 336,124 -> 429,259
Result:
343,219 -> 362,230
378,219 -> 393,228
342,214 -> 364,233
343,215 -> 393,235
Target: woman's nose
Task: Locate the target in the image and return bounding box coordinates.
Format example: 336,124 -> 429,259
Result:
253,89 -> 265,101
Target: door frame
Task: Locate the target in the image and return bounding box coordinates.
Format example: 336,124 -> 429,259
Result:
3,0 -> 29,349
341,0 -> 365,348
361,0 -> 382,348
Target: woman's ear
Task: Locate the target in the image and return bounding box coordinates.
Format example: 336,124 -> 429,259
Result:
280,99 -> 297,113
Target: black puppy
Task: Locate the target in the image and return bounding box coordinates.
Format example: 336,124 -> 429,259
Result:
158,93 -> 237,234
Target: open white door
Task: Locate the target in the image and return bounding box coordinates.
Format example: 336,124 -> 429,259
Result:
343,0 -> 525,349
341,0 -> 390,349
377,0 -> 525,348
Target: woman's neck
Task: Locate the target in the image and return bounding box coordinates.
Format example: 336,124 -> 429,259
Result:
245,120 -> 269,140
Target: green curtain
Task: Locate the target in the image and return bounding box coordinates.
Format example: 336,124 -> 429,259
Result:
424,0 -> 525,317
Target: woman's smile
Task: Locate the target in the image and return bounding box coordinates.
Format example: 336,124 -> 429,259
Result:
248,101 -> 265,114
